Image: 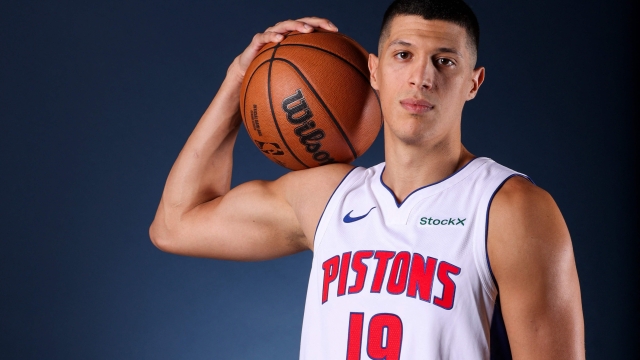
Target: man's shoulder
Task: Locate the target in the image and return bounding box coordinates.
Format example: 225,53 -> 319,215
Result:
277,163 -> 356,191
482,157 -> 565,254
488,173 -> 568,265
493,175 -> 555,218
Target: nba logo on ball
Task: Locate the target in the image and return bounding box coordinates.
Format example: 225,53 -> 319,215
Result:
240,29 -> 382,170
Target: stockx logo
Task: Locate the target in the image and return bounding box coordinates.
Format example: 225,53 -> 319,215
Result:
419,217 -> 466,226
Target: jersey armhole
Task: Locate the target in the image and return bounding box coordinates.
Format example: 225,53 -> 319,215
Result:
313,167 -> 365,249
482,173 -> 535,294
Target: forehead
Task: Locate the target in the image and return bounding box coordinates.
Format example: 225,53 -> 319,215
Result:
383,15 -> 469,52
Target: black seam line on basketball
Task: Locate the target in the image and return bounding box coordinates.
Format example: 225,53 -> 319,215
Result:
272,44 -> 369,83
274,58 -> 358,160
271,43 -> 382,128
255,44 -> 278,60
242,59 -> 272,132
267,43 -> 310,169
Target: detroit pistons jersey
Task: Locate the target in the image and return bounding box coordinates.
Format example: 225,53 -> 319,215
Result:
299,157 -> 529,360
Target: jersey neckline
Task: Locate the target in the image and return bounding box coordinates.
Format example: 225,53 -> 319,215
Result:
379,157 -> 487,208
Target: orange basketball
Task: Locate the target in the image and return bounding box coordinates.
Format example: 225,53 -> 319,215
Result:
240,30 -> 382,170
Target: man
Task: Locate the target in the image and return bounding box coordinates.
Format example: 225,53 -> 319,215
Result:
150,0 -> 585,358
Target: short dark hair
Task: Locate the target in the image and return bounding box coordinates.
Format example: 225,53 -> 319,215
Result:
379,0 -> 480,60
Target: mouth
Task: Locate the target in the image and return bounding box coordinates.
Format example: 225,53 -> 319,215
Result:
399,98 -> 434,114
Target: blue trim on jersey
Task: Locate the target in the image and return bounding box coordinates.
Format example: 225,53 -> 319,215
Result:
313,166 -> 360,244
484,174 -> 534,290
490,296 -> 512,360
379,157 -> 480,208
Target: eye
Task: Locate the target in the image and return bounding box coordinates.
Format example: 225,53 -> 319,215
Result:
437,58 -> 455,66
394,51 -> 411,60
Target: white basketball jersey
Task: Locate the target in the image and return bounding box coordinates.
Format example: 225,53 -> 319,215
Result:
299,157 -> 528,360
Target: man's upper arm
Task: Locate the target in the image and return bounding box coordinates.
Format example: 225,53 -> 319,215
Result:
149,163 -> 354,261
488,176 -> 585,359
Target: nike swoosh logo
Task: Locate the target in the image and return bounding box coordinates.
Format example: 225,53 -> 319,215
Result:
343,207 -> 376,223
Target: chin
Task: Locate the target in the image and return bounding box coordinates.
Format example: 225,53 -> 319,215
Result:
397,133 -> 430,146
388,125 -> 433,146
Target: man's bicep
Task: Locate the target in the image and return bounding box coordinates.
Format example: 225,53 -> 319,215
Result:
154,179 -> 307,261
488,177 -> 584,360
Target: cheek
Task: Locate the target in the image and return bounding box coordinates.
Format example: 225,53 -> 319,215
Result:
439,76 -> 469,99
378,61 -> 407,86
377,71 -> 400,105
378,67 -> 394,88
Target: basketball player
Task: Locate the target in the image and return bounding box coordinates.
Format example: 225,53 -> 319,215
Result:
150,0 -> 585,358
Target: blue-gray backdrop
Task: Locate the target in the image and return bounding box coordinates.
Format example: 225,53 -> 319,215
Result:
1,0 -> 638,358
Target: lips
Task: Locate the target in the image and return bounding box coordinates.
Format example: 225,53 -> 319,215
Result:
400,98 -> 434,114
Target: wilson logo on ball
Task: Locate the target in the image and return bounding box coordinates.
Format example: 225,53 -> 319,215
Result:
281,89 -> 335,165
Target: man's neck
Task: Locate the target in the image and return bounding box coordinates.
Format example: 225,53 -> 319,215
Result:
382,133 -> 474,204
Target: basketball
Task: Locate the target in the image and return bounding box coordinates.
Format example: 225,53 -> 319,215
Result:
240,29 -> 382,170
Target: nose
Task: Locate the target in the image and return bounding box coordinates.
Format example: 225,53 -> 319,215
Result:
408,58 -> 434,90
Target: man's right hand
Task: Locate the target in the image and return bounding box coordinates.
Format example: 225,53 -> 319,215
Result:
226,17 -> 338,85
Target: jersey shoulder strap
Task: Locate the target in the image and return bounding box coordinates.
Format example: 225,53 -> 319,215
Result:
471,159 -> 533,298
313,165 -> 373,247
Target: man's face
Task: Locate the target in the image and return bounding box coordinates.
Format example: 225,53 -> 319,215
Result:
369,15 -> 484,145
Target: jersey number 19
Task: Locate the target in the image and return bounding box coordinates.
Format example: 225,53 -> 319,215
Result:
347,312 -> 402,360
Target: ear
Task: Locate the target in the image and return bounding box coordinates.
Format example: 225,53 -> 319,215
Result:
467,66 -> 485,101
368,53 -> 380,91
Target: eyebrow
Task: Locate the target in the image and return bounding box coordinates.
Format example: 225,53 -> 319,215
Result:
436,47 -> 463,58
388,39 -> 413,47
387,40 -> 463,58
